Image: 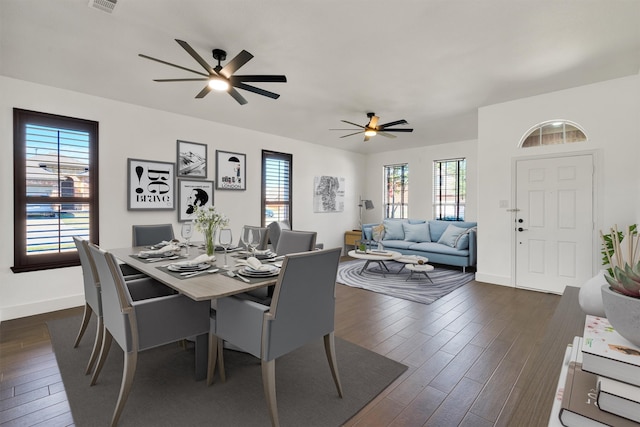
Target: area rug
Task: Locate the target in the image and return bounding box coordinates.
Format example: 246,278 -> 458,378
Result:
49,316 -> 407,427
337,259 -> 475,304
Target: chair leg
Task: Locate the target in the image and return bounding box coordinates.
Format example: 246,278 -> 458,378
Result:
85,315 -> 104,375
207,335 -> 226,386
324,332 -> 344,398
110,350 -> 138,427
73,303 -> 93,348
261,359 -> 279,427
90,328 -> 112,386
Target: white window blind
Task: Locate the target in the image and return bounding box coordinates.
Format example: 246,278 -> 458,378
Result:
433,158 -> 466,221
384,163 -> 408,219
262,151 -> 292,226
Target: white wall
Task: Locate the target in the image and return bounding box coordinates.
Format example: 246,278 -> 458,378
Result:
476,74 -> 640,286
0,76 -> 364,321
363,140 -> 478,224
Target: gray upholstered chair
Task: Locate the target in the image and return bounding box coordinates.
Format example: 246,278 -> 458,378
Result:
237,225 -> 269,251
87,244 -> 210,427
266,221 -> 290,252
207,247 -> 344,427
72,237 -> 171,375
274,229 -> 317,256
131,223 -> 175,247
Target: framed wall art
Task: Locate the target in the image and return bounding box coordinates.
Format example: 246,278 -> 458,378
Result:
313,175 -> 345,212
216,150 -> 246,190
177,140 -> 207,178
178,179 -> 214,222
127,158 -> 175,210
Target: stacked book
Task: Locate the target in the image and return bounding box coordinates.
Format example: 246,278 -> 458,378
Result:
552,315 -> 640,426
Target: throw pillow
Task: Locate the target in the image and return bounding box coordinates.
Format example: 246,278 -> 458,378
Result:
372,224 -> 385,242
383,220 -> 405,240
455,226 -> 477,249
403,222 -> 431,242
437,224 -> 467,248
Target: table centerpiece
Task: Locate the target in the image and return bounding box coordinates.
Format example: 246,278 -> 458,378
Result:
193,205 -> 229,256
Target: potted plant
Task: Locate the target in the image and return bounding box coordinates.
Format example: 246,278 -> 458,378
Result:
599,224 -> 640,346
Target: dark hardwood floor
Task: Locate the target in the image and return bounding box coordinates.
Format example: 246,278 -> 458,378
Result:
1,263 -> 575,426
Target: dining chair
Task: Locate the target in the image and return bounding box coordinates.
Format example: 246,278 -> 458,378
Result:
274,229 -> 317,256
87,244 -> 210,427
266,220 -> 290,252
237,225 -> 269,251
208,247 -> 344,427
72,237 -> 174,375
131,223 -> 175,247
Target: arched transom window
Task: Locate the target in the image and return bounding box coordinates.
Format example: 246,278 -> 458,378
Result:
520,120 -> 587,148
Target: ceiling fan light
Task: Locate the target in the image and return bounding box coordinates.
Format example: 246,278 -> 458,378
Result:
364,130 -> 377,137
208,77 -> 229,91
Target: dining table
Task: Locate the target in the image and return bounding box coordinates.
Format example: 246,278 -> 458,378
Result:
109,246 -> 279,302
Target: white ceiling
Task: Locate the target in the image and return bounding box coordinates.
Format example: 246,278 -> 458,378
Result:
2,0 -> 639,154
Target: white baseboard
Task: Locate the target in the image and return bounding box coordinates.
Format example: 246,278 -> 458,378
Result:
0,294 -> 84,322
474,272 -> 513,287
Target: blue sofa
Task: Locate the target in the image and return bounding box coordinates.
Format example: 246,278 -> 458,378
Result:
362,219 -> 477,272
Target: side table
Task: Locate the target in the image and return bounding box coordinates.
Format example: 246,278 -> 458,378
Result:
344,230 -> 362,253
405,263 -> 434,282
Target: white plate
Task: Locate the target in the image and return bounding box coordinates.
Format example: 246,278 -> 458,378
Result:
238,268 -> 280,278
167,263 -> 210,272
245,264 -> 279,274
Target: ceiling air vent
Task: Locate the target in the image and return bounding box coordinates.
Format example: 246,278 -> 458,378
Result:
88,0 -> 118,14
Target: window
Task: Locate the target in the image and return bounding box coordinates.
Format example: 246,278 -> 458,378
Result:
520,120 -> 587,147
384,164 -> 408,219
262,150 -> 292,227
13,109 -> 99,272
433,158 -> 466,221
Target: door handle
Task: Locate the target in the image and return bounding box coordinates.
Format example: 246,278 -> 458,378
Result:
518,227 -> 528,232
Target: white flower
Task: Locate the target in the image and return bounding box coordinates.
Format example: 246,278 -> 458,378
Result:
193,206 -> 229,234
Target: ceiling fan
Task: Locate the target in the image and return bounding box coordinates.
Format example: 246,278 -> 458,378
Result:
331,112 -> 414,142
139,39 -> 287,105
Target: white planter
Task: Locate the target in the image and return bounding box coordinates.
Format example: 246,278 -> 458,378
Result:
601,284 -> 640,347
578,270 -> 607,317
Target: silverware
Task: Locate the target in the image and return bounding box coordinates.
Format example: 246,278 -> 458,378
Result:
183,268 -> 219,278
147,255 -> 179,263
227,270 -> 251,283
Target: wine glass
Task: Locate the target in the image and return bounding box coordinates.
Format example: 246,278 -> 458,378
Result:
181,222 -> 193,256
218,228 -> 233,267
249,228 -> 262,258
241,226 -> 251,258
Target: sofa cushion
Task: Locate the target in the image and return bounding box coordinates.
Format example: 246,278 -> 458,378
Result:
408,242 -> 469,256
372,224 -> 385,242
379,240 -> 414,250
438,224 -> 468,247
383,220 -> 405,240
408,219 -> 426,224
403,222 -> 431,242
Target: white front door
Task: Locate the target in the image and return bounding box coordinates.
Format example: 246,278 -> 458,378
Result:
515,154 -> 594,294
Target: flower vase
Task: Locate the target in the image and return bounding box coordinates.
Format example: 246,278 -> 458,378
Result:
205,227 -> 217,257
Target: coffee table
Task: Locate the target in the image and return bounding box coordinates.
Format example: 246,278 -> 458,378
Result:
348,250 -> 402,277
395,255 -> 429,273
405,263 -> 435,283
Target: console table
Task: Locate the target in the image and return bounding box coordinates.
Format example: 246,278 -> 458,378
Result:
344,230 -> 362,253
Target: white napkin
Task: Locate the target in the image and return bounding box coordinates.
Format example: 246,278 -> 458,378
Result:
138,244 -> 181,256
236,257 -> 273,271
172,254 -> 215,267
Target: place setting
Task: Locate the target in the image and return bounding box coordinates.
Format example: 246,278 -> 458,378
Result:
234,256 -> 281,279
131,240 -> 184,263
158,253 -> 218,279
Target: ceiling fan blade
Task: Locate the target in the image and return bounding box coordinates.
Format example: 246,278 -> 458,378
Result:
339,130 -> 365,138
234,82 -> 280,99
377,132 -> 397,138
227,87 -> 248,105
220,50 -> 254,78
340,120 -> 365,129
138,54 -> 209,77
175,39 -> 215,74
368,115 -> 379,129
153,78 -> 209,82
378,119 -> 408,129
380,128 -> 414,132
195,85 -> 212,99
230,75 -> 287,83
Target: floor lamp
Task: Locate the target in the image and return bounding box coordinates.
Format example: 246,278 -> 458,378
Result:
359,198 -> 374,230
